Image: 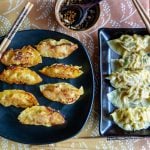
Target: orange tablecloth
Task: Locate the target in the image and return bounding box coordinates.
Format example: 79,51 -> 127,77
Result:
0,0 -> 149,149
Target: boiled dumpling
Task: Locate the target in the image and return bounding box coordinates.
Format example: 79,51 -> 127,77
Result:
111,107 -> 150,131
108,34 -> 150,56
107,86 -> 150,108
107,69 -> 150,88
114,51 -> 150,70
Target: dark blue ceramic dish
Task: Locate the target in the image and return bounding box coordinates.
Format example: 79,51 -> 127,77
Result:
0,30 -> 95,144
99,28 -> 150,136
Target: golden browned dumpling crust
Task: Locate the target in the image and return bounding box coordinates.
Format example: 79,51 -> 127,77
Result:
0,66 -> 42,85
18,106 -> 65,127
39,63 -> 83,79
36,39 -> 78,59
1,45 -> 42,67
40,82 -> 84,104
0,89 -> 39,108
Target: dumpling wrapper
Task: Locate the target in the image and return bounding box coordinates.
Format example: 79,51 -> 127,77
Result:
0,90 -> 39,108
1,45 -> 42,67
36,39 -> 78,59
18,106 -> 65,127
40,82 -> 84,104
39,63 -> 83,79
111,51 -> 150,70
107,69 -> 150,88
0,66 -> 42,85
108,34 -> 150,56
111,107 -> 150,131
107,87 -> 150,108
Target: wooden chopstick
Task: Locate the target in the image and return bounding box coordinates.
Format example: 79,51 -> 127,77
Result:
132,0 -> 150,33
134,0 -> 150,22
0,2 -> 33,58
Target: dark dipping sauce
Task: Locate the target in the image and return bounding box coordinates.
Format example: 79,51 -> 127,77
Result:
59,0 -> 100,31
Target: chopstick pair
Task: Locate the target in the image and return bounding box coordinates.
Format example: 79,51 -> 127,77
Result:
132,0 -> 150,33
0,2 -> 33,58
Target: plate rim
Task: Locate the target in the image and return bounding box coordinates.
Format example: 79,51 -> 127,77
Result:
0,29 -> 95,144
98,28 -> 150,137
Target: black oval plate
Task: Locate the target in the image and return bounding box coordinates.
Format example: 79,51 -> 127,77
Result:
0,30 -> 95,144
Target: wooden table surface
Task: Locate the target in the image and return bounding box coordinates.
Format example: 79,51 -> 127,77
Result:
0,0 -> 149,149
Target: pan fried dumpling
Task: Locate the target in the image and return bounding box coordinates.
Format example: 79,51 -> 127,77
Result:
111,107 -> 150,131
114,51 -> 150,70
1,46 -> 42,67
107,87 -> 150,108
0,66 -> 42,85
40,82 -> 84,104
108,34 -> 150,56
18,106 -> 65,127
0,90 -> 39,108
36,39 -> 78,59
39,64 -> 83,79
107,69 -> 150,88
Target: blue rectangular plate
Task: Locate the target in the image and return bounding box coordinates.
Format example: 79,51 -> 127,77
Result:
0,29 -> 95,144
99,28 -> 150,136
